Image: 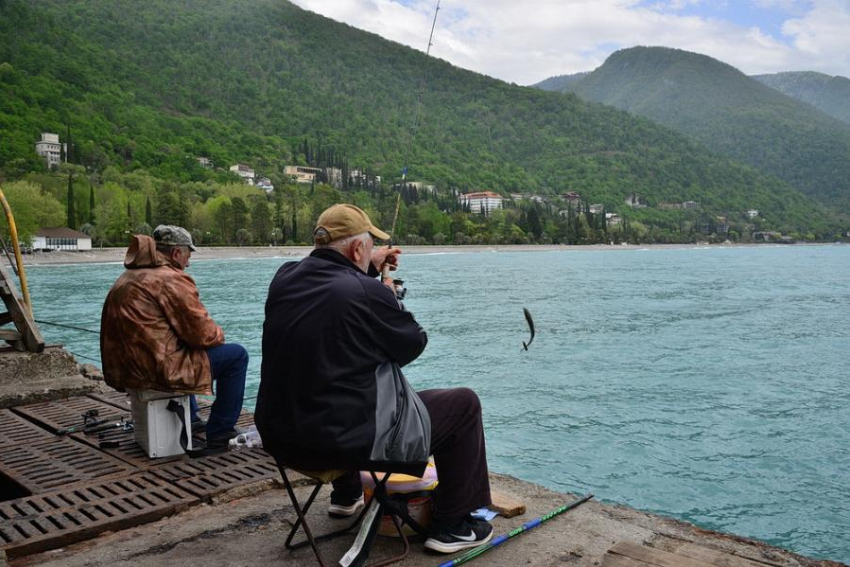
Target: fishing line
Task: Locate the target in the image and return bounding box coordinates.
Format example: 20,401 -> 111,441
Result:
35,319 -> 100,335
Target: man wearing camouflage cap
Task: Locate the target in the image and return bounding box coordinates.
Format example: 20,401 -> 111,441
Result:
101,225 -> 247,448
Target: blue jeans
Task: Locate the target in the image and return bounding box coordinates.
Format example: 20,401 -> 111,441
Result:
189,343 -> 248,441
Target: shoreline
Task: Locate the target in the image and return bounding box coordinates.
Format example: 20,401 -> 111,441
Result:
16,242 -> 836,266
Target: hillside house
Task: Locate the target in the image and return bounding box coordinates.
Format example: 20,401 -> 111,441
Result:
325,167 -> 343,188
625,194 -> 646,208
197,157 -> 213,169
747,209 -> 759,218
460,191 -> 503,215
34,133 -> 66,170
33,227 -> 92,251
606,213 -> 621,226
229,164 -> 255,185
561,192 -> 581,207
589,204 -> 604,214
256,177 -> 274,192
284,165 -> 321,184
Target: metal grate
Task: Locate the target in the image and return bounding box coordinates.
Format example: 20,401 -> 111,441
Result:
0,437 -> 134,493
12,397 -> 128,435
0,409 -> 55,448
85,390 -> 133,412
70,427 -> 184,469
151,448 -> 278,499
0,472 -> 198,558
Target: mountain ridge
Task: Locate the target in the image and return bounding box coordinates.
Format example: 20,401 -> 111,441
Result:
535,46 -> 850,212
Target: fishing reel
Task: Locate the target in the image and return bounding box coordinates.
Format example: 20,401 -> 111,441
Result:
392,279 -> 407,300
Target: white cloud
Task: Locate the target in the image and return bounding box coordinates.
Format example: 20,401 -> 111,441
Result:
291,0 -> 850,83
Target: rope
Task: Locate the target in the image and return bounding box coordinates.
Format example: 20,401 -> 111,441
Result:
34,319 -> 100,335
68,350 -> 101,363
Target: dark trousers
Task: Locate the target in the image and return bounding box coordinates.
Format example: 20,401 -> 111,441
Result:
189,343 -> 248,441
333,387 -> 492,526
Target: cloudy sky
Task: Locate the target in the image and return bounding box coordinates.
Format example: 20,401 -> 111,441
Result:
290,0 -> 850,85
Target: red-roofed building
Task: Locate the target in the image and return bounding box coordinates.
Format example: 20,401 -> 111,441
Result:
460,191 -> 503,215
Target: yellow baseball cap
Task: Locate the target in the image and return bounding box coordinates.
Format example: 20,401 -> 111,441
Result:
314,204 -> 390,243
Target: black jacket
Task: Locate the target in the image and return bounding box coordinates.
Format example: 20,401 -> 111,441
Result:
256,249 -> 429,474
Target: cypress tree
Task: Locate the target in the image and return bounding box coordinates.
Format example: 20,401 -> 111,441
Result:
89,183 -> 96,224
291,210 -> 297,243
145,197 -> 152,225
67,172 -> 76,229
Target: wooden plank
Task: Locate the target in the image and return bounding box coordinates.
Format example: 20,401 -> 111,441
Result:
673,543 -> 776,567
0,311 -> 13,326
610,542 -> 721,567
490,489 -> 526,518
603,553 -> 654,567
0,261 -> 44,353
0,329 -> 22,341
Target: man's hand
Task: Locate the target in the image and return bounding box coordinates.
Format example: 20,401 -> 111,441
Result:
371,246 -> 402,274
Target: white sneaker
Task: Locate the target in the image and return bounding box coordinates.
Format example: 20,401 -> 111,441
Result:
328,495 -> 364,517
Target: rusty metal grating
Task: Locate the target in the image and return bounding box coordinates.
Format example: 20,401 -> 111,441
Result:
0,437 -> 134,493
0,409 -> 55,448
71,427 -> 184,469
12,397 -> 128,434
0,472 -> 198,558
85,390 -> 133,411
151,448 -> 277,499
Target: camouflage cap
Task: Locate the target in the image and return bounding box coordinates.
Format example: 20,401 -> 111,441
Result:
153,225 -> 197,251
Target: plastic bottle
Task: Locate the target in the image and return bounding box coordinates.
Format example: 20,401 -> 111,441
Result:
228,425 -> 263,449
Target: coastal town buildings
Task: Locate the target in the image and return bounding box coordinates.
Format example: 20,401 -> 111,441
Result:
460,191 -> 503,215
229,163 -> 255,185
256,177 -> 274,192
34,133 -> 66,170
284,165 -> 321,184
32,227 -> 92,251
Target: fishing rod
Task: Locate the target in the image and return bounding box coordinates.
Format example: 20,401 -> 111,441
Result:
437,493 -> 594,567
380,0 -> 441,298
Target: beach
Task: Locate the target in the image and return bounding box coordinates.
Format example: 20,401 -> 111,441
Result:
15,242 -> 755,266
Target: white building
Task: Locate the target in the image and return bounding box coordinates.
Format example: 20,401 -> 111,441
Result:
256,177 -> 274,192
605,212 -> 621,226
325,167 -> 343,188
229,163 -> 255,185
32,227 -> 92,251
284,165 -> 321,184
35,132 -> 66,169
747,209 -> 759,218
197,157 -> 213,169
460,191 -> 503,215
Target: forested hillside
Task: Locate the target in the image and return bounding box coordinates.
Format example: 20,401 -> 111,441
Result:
753,71 -> 850,126
0,1 -> 840,246
555,47 -> 850,211
532,72 -> 589,92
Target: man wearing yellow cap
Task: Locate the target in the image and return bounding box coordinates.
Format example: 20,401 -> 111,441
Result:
257,204 -> 493,554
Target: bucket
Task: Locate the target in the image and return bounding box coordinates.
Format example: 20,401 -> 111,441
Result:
361,461 -> 438,537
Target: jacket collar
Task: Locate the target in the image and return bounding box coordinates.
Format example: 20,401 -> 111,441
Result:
310,248 -> 366,274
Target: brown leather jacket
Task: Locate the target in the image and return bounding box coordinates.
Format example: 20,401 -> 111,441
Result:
100,235 -> 224,394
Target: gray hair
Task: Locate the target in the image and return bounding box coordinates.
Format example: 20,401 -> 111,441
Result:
315,231 -> 371,253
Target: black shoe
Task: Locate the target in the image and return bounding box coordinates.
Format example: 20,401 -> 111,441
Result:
191,418 -> 206,434
328,494 -> 364,517
424,516 -> 493,554
205,426 -> 247,449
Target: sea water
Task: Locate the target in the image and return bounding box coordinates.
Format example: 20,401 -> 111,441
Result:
24,245 -> 850,561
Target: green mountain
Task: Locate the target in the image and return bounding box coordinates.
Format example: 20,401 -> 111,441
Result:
753,71 -> 850,126
553,46 -> 850,212
532,72 -> 589,92
0,1 -> 838,243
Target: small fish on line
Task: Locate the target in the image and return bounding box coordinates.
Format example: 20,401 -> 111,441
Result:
522,307 -> 535,351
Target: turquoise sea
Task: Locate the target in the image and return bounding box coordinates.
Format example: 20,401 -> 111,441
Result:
24,245 -> 850,562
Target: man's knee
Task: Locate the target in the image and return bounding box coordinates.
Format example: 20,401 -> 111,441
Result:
454,387 -> 481,415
